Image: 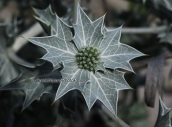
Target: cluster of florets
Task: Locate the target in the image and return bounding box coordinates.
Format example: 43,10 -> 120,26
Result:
76,46 -> 100,71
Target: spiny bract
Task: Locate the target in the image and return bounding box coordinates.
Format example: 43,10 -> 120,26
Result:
27,4 -> 144,117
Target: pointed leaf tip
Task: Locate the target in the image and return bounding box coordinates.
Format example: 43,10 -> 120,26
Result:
104,12 -> 108,16
51,101 -> 56,106
116,117 -> 120,124
131,88 -> 135,90
54,12 -> 58,17
155,97 -> 172,127
20,36 -> 26,40
133,71 -> 137,75
121,22 -> 125,27
145,54 -> 150,56
20,110 -> 23,115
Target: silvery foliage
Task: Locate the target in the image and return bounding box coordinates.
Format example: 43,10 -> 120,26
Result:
155,97 -> 172,127
33,5 -> 70,35
0,63 -> 61,111
0,23 -> 19,87
27,4 -> 144,117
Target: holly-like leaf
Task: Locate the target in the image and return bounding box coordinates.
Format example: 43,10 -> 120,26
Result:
0,25 -> 19,87
154,97 -> 172,127
83,70 -> 131,114
100,27 -> 144,72
54,64 -> 130,117
73,5 -> 105,50
33,5 -> 56,35
0,48 -> 19,86
54,61 -> 89,100
27,17 -> 77,70
33,5 -> 71,35
0,62 -> 61,110
27,3 -> 144,117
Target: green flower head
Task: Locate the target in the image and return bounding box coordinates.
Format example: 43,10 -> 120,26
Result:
27,4 -> 144,117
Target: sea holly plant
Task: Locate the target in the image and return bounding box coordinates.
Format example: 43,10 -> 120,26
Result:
26,4 -> 144,117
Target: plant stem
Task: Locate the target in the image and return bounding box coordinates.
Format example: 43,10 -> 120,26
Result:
11,23 -> 43,53
73,0 -> 80,24
108,25 -> 168,34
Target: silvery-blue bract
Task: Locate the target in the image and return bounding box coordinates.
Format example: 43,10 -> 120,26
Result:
27,4 -> 144,117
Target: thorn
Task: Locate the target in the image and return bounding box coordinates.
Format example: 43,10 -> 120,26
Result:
49,3 -> 51,8
51,101 -> 56,106
121,22 -> 125,27
19,110 -> 23,115
37,58 -> 44,61
144,54 -> 150,56
88,110 -> 90,115
52,69 -> 55,72
104,12 -> 108,16
131,88 -> 135,90
38,98 -> 40,102
132,71 -> 137,75
20,36 -> 26,39
169,108 -> 172,112
54,11 -> 58,17
115,117 -> 120,124
81,91 -> 85,95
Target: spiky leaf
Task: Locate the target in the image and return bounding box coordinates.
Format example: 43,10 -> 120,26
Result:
73,5 -> 104,50
0,63 -> 61,110
82,70 -> 131,115
27,17 -> 77,70
100,27 -> 144,72
0,25 -> 19,87
154,97 -> 172,127
27,4 -> 144,117
33,5 -> 56,35
33,5 -> 71,35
